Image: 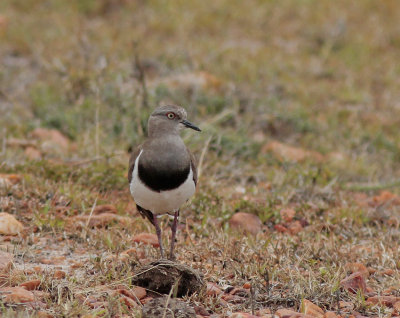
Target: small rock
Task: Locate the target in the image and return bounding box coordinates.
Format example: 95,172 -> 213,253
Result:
31,128 -> 70,154
194,304 -> 209,316
36,311 -> 53,318
140,296 -> 153,305
121,247 -> 146,259
379,269 -> 395,276
53,270 -> 66,279
242,282 -> 251,289
88,301 -> 107,309
117,286 -> 147,302
206,282 -> 222,296
340,272 -> 367,294
280,208 -> 296,223
132,259 -> 204,297
19,279 -> 41,291
142,296 -> 196,318
0,212 -> 24,235
229,212 -> 262,235
0,174 -> 22,185
302,299 -> 324,318
346,263 -> 369,278
274,224 -> 289,233
371,191 -> 400,206
93,204 -> 118,215
276,308 -> 312,318
338,301 -> 353,311
0,286 -> 35,303
132,286 -> 147,300
0,250 -> 13,273
288,220 -> 303,235
133,233 -> 159,247
366,295 -> 399,306
120,295 -> 138,308
25,146 -> 42,160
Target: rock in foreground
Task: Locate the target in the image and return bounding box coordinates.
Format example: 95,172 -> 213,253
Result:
132,259 -> 204,297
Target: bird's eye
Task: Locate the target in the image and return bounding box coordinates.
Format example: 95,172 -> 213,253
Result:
166,112 -> 175,119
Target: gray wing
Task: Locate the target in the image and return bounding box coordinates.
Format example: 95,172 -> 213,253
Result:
128,145 -> 142,184
189,150 -> 198,185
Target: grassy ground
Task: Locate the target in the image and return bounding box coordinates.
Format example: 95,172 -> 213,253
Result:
1,0 -> 400,317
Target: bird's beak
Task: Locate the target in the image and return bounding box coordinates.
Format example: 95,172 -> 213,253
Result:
181,120 -> 201,132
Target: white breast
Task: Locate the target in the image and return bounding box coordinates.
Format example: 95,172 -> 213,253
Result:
130,150 -> 196,214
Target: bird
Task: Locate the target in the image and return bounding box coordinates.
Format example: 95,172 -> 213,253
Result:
128,105 -> 201,260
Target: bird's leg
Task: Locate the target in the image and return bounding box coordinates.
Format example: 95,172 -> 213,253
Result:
152,214 -> 165,259
169,210 -> 179,260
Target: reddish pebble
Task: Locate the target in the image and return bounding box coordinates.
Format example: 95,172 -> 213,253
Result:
229,212 -> 262,235
53,270 -> 66,279
346,263 -> 369,278
132,233 -> 159,247
0,287 -> 35,303
288,220 -> 303,235
20,279 -> 41,291
366,295 -> 399,306
140,296 -> 153,305
120,295 -> 138,308
302,299 -> 324,318
280,208 -> 296,223
340,272 -> 367,294
93,204 -> 117,215
274,224 -> 289,233
243,282 -> 251,289
206,282 -> 222,296
132,286 -> 146,300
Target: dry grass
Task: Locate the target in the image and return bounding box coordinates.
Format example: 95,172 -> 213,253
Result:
1,0 -> 400,317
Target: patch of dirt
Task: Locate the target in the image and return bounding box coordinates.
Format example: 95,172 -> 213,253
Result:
132,259 -> 204,297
